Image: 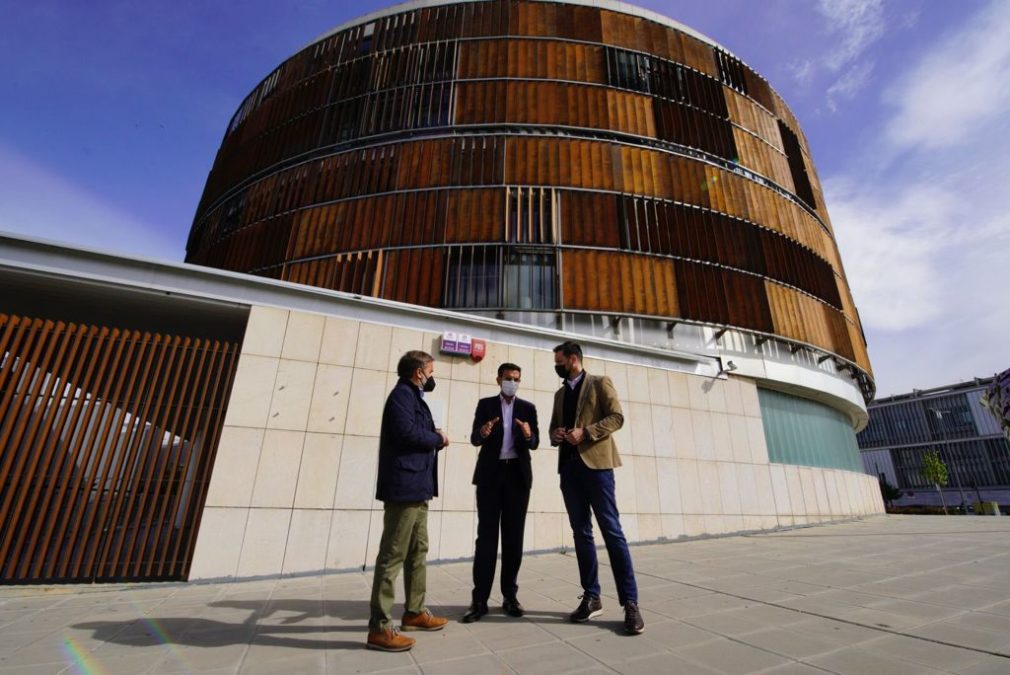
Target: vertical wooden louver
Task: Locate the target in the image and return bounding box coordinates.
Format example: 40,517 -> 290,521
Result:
0,313 -> 240,583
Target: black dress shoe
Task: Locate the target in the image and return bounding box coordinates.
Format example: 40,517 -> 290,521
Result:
462,603 -> 488,623
502,598 -> 524,617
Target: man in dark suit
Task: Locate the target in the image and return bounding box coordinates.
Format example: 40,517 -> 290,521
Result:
462,362 -> 539,622
367,350 -> 450,652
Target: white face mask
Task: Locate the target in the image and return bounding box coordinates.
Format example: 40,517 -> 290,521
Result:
500,380 -> 519,398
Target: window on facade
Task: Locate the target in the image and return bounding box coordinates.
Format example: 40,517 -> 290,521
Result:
715,50 -> 748,94
443,245 -> 556,310
777,120 -> 817,209
605,47 -> 651,93
444,245 -> 500,308
359,22 -> 375,55
503,249 -> 556,310
922,394 -> 977,440
507,187 -> 556,244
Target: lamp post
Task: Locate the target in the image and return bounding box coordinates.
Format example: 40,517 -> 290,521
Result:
927,407 -> 968,511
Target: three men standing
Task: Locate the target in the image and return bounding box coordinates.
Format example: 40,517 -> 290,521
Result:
368,343 -> 642,652
463,363 -> 539,622
550,341 -> 645,634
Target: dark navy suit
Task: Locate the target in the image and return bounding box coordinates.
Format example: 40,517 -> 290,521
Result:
469,395 -> 539,604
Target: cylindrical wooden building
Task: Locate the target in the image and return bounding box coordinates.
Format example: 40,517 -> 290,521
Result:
186,0 -> 872,399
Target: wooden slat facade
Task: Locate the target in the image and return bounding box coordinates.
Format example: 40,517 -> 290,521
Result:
0,314 -> 240,583
183,0 -> 872,380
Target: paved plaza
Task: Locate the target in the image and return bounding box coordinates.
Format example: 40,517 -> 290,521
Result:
2,515 -> 1010,674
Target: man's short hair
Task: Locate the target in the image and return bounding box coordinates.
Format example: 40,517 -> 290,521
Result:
553,340 -> 583,360
497,362 -> 522,377
397,350 -> 434,378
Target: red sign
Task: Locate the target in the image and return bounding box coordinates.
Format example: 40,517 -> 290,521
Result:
470,339 -> 486,362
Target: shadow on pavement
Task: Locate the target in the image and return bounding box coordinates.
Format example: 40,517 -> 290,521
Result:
73,598 -> 372,651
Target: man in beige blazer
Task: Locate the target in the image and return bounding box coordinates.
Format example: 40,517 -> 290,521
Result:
549,340 -> 644,635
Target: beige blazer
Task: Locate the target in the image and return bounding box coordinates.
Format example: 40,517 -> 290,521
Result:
549,373 -> 625,470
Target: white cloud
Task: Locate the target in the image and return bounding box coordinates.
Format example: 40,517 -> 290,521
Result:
816,0 -> 886,72
824,0 -> 1010,394
0,143 -> 181,260
826,61 -> 874,112
829,179 -> 949,330
884,0 -> 1010,151
789,59 -> 815,86
793,0 -> 886,110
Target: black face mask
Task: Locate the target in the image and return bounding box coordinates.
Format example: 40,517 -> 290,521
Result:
554,364 -> 570,379
422,375 -> 436,392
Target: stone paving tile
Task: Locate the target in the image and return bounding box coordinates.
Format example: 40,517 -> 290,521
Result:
419,653 -> 513,675
863,597 -> 964,623
977,599 -> 1010,617
83,650 -> 169,675
948,610 -> 1010,635
497,641 -> 602,674
565,628 -> 669,666
644,619 -> 734,650
784,616 -> 882,646
732,627 -> 841,660
649,592 -> 753,620
804,588 -> 883,608
461,618 -> 557,651
831,605 -> 937,632
1,664 -> 73,675
725,604 -> 809,628
325,646 -> 415,673
910,585 -> 1009,611
613,652 -> 724,675
408,631 -> 489,665
805,645 -> 952,675
238,650 -> 324,674
858,634 -> 992,673
683,610 -> 772,637
2,636 -> 80,669
0,629 -> 54,655
636,579 -> 715,601
163,642 -> 250,671
756,662 -> 836,674
675,636 -> 792,674
957,655 -> 1010,675
909,620 -> 1009,653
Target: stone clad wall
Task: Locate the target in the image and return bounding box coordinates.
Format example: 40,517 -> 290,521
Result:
188,305 -> 883,580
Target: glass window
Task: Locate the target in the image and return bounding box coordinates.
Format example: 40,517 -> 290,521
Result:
759,388 -> 862,472
504,249 -> 556,310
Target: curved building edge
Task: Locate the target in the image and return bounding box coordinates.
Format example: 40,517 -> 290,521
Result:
305,0 -> 730,63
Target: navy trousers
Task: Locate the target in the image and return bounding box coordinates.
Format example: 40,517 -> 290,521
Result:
560,456 -> 638,605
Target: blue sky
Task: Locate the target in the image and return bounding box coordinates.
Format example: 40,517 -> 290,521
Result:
1,0 -> 1007,397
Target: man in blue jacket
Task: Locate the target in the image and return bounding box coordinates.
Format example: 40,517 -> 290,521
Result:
462,362 -> 539,622
367,350 -> 450,652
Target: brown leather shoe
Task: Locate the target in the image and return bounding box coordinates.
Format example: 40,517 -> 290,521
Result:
366,627 -> 415,651
401,609 -> 449,631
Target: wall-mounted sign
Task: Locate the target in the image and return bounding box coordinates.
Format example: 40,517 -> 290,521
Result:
440,331 -> 486,362
471,338 -> 486,363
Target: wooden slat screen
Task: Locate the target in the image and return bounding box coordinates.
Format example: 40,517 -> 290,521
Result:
0,314 -> 239,583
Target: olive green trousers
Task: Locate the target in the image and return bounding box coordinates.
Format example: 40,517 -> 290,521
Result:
368,501 -> 429,631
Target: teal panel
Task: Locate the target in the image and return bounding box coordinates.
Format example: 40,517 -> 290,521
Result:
758,388 -> 862,472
